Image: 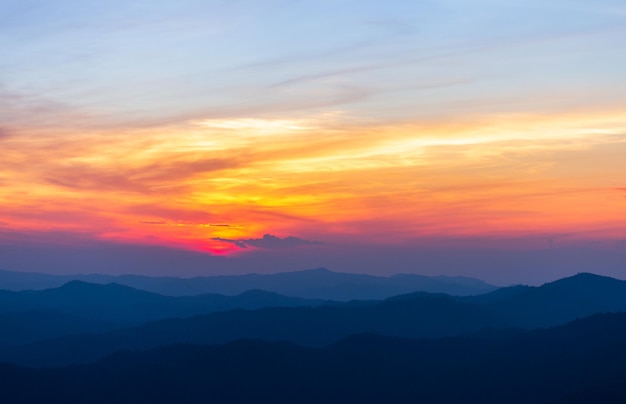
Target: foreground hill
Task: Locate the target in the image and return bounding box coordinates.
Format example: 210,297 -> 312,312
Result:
2,312 -> 626,403
0,267 -> 497,299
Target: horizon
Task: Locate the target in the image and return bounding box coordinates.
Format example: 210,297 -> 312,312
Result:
2,262 -> 626,289
2,0 -> 625,284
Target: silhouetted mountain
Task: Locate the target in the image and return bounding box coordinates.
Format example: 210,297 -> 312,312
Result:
2,312 -> 626,403
467,272 -> 626,328
0,267 -> 497,299
0,274 -> 626,366
0,293 -> 505,367
0,310 -> 112,347
4,272 -> 626,367
389,272 -> 626,330
0,281 -> 326,346
461,284 -> 532,303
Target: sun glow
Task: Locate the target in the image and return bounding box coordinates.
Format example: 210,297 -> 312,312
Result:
2,108 -> 625,253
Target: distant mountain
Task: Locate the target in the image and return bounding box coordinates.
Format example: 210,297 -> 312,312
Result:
0,268 -> 76,291
4,272 -> 626,367
3,312 -> 626,403
0,281 -> 325,346
463,272 -> 626,328
0,267 -> 497,299
0,293 -> 504,367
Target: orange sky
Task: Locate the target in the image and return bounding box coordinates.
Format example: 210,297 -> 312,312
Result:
1,0 -> 626,281
2,109 -> 625,255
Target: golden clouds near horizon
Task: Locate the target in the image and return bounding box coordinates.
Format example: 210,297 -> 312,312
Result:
1,110 -> 625,252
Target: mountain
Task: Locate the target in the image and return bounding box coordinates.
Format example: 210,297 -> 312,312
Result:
463,272 -> 626,328
4,272 -> 626,367
0,267 -> 497,299
0,281 -> 326,346
0,292 -> 504,367
0,310 -> 112,347
3,312 -> 626,403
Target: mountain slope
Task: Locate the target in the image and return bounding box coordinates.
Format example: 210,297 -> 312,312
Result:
0,281 -> 326,346
0,310 -> 112,347
470,273 -> 626,328
0,293 -> 505,367
5,272 -> 626,367
3,312 -> 626,403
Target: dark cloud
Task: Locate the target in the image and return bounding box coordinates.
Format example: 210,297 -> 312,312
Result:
211,237 -> 248,249
140,221 -> 167,225
244,234 -> 321,249
212,234 -> 321,249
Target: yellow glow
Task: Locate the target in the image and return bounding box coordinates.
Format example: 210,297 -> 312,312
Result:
2,109 -> 626,251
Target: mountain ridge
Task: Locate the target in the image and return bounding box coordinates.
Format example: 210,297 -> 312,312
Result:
0,267 -> 497,299
5,272 -> 626,367
3,312 -> 626,403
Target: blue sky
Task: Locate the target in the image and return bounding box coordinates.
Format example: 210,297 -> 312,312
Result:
4,0 -> 624,127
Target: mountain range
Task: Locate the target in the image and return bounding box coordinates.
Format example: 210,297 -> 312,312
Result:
0,281 -> 325,347
0,267 -> 497,299
2,312 -> 626,403
2,272 -> 626,367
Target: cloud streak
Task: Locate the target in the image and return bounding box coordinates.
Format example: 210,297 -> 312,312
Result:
43,156 -> 243,194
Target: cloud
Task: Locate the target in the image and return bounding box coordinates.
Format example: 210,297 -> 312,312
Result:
44,156 -> 242,194
212,234 -> 321,249
269,64 -> 388,89
139,220 -> 240,228
125,205 -> 217,223
211,237 -> 248,249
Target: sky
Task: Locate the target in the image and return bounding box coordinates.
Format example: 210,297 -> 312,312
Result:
1,0 -> 625,284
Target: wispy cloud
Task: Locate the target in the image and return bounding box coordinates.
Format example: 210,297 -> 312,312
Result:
44,156 -> 243,194
211,237 -> 248,249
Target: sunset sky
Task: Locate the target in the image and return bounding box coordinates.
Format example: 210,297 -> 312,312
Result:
1,0 -> 625,284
